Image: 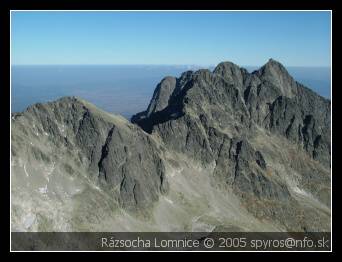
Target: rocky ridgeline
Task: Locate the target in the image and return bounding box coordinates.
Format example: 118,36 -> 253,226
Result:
11,97 -> 168,211
11,59 -> 331,231
132,59 -> 331,231
132,59 -> 330,168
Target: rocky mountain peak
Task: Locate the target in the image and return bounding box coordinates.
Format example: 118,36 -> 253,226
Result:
265,58 -> 284,67
213,61 -> 245,87
213,61 -> 240,72
258,58 -> 290,77
146,76 -> 177,116
255,58 -> 297,98
133,58 -> 330,167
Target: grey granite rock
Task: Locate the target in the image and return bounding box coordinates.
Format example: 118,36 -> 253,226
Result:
11,97 -> 168,211
132,58 -> 330,168
132,58 -> 331,231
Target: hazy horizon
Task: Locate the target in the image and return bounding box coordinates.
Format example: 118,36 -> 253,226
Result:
11,64 -> 332,68
11,11 -> 331,118
11,64 -> 331,119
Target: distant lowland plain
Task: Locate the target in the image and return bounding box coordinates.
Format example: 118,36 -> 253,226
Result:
11,65 -> 331,119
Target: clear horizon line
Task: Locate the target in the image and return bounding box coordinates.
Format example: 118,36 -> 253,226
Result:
11,64 -> 331,68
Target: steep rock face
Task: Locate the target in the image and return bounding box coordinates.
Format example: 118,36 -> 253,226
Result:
132,59 -> 331,231
131,71 -> 194,123
245,60 -> 330,167
132,59 -> 330,168
11,97 -> 168,211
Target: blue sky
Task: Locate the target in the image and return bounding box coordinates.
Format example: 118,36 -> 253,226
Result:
11,11 -> 331,67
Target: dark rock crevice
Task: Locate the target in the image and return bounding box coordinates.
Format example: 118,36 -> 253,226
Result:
97,125 -> 115,181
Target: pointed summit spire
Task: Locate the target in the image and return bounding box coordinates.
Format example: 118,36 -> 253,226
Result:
255,58 -> 297,98
264,58 -> 288,71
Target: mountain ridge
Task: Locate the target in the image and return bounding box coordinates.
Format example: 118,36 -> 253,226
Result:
132,58 -> 330,167
11,59 -> 331,232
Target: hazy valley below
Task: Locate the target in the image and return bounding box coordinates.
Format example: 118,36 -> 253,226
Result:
11,65 -> 331,119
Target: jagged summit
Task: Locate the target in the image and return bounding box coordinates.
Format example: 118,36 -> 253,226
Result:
128,58 -> 331,231
145,76 -> 177,117
213,58 -> 288,78
213,60 -> 242,74
263,58 -> 293,80
132,58 -> 315,126
264,58 -> 286,68
254,58 -> 297,97
213,61 -> 247,87
132,59 -> 330,167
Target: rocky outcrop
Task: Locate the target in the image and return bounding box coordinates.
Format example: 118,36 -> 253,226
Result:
11,97 -> 168,211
